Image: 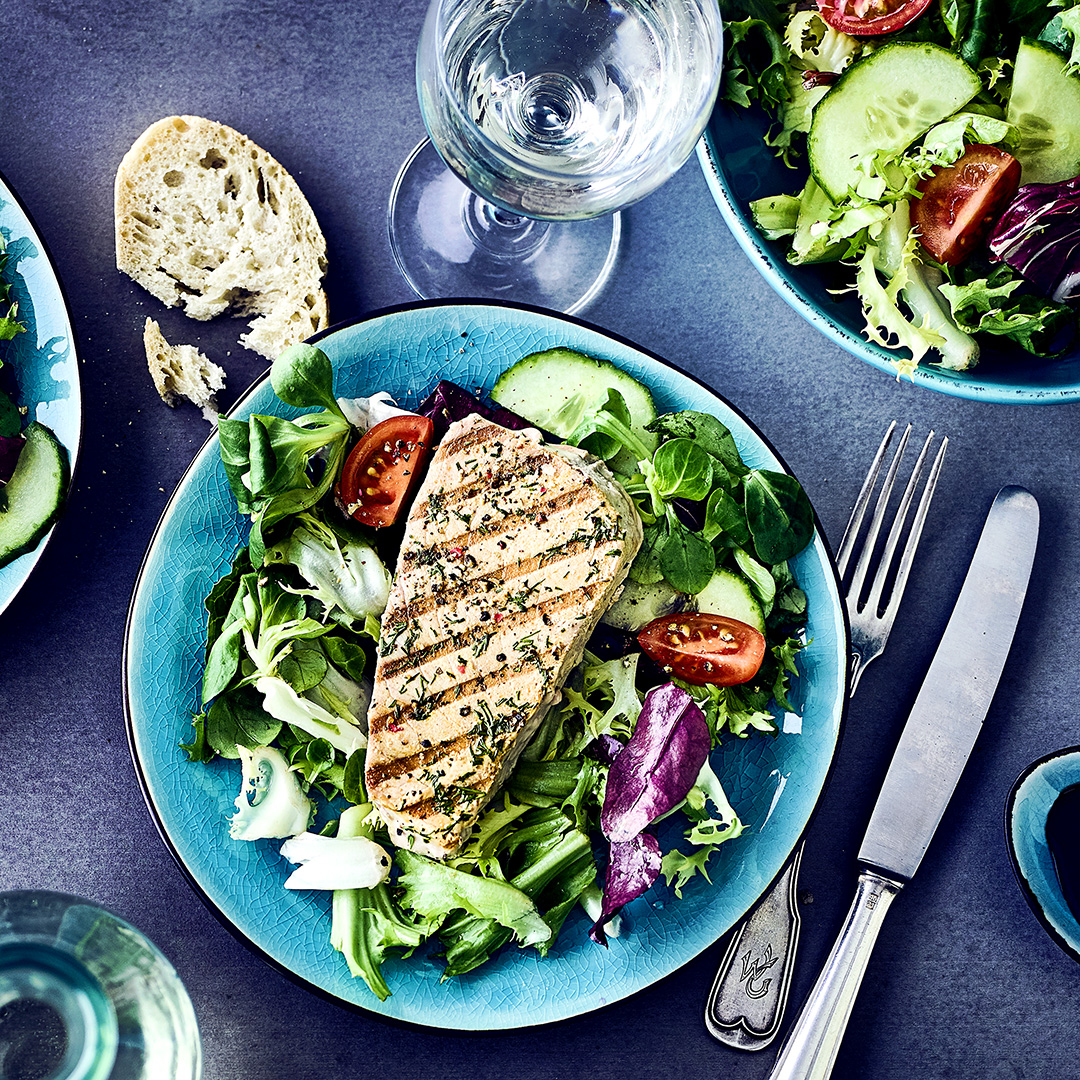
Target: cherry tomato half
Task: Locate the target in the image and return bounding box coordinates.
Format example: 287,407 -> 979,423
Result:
912,144 -> 1022,266
637,613 -> 766,687
337,414 -> 435,528
816,0 -> 933,35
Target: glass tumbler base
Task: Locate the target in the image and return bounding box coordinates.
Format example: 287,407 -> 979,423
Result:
0,892 -> 201,1080
388,139 -> 620,315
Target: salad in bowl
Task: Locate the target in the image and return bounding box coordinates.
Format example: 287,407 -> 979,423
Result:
708,0 -> 1079,387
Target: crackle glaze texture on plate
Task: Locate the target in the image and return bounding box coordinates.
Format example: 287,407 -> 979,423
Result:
1007,746 -> 1080,963
0,171 -> 81,614
124,303 -> 846,1030
697,107 -> 1080,404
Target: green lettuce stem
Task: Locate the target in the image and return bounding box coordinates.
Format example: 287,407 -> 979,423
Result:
878,200 -> 980,371
577,410 -> 653,466
508,760 -> 583,800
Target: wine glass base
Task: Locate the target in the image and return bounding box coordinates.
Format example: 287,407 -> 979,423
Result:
388,139 -> 620,315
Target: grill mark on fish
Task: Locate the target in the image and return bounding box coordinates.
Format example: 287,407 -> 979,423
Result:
404,481 -> 602,564
381,534 -> 623,653
434,420 -> 529,461
377,577 -> 611,678
369,615 -> 580,738
366,721 -> 525,796
369,726 -> 523,815
414,449 -> 551,509
365,732 -> 473,790
370,662 -> 542,740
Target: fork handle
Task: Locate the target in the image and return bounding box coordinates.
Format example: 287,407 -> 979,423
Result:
766,870 -> 903,1080
705,845 -> 803,1049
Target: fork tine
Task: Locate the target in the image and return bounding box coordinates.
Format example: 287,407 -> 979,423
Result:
844,423 -> 912,605
861,428 -> 939,616
842,424 -> 948,696
835,421 -> 898,576
870,433 -> 948,622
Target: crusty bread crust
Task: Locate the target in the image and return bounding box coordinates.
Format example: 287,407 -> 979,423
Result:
115,115 -> 328,361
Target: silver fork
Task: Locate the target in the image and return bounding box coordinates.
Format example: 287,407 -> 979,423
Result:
704,421 -> 948,1051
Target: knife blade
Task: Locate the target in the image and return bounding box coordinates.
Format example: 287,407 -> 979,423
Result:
767,485 -> 1039,1080
859,484 -> 1038,880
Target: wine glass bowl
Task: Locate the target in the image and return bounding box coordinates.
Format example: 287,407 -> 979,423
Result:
389,0 -> 723,313
419,0 -> 724,220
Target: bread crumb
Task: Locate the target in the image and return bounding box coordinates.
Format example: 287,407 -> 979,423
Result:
143,318 -> 225,423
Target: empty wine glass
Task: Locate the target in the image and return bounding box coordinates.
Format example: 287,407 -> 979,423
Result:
388,0 -> 723,314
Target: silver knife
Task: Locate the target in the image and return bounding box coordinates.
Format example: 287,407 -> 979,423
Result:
765,485 -> 1039,1080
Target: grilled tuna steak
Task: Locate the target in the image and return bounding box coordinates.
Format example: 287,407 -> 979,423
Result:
365,414 -> 643,858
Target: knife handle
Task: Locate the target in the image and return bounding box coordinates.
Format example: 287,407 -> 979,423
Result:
766,870 -> 902,1080
705,844 -> 803,1049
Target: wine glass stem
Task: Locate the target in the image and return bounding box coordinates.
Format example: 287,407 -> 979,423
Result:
387,137 -> 620,314
462,195 -> 550,260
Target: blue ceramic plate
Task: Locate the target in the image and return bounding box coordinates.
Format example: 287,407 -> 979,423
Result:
1006,746 -> 1080,962
697,105 -> 1080,404
123,302 -> 847,1029
0,170 -> 81,614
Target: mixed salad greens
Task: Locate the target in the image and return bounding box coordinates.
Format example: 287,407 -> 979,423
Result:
0,238 -> 26,458
721,0 -> 1080,374
184,342 -> 814,998
0,237 -> 69,569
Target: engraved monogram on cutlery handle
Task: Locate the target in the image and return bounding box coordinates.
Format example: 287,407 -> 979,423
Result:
705,847 -> 802,1049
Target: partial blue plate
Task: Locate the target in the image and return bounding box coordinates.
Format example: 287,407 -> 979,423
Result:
123,302 -> 847,1030
1006,746 -> 1080,962
697,106 -> 1080,404
0,170 -> 81,615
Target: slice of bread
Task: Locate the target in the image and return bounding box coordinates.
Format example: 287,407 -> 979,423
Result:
115,115 -> 329,361
144,318 -> 225,422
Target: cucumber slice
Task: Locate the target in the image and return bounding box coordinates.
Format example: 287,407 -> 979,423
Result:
0,421 -> 69,568
491,348 -> 658,460
1007,39 -> 1080,185
602,577 -> 683,632
808,42 -> 981,202
692,568 -> 765,634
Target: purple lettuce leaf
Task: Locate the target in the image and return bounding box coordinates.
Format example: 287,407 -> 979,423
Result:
589,684 -> 712,945
416,380 -> 533,443
600,683 -> 712,844
589,831 -> 661,945
988,175 -> 1080,303
584,733 -> 625,767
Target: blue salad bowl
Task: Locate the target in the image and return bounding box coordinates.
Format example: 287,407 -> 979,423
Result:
1006,745 -> 1080,962
698,103 -> 1080,404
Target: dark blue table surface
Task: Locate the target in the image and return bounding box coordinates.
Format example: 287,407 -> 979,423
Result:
3,2 -> 1079,1077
